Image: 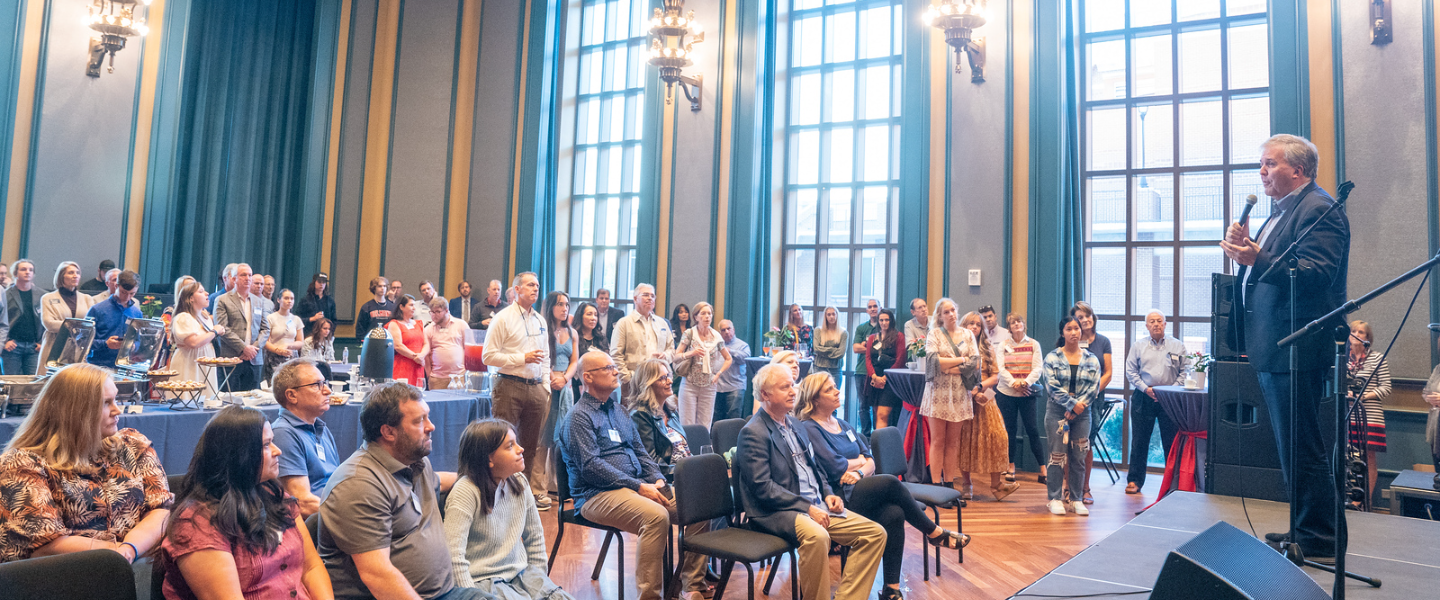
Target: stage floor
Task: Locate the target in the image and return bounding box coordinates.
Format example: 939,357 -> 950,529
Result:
1014,492 -> 1440,599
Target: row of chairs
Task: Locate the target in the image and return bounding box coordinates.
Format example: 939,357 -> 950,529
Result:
545,421 -> 964,599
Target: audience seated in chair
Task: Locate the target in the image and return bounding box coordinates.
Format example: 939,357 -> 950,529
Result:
271,358 -> 342,517
443,419 -> 573,600
735,363 -> 887,600
0,363 -> 172,565
317,382 -> 485,600
158,405 -> 333,600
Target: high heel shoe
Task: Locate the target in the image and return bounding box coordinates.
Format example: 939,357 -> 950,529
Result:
926,529 -> 971,549
957,481 -> 974,500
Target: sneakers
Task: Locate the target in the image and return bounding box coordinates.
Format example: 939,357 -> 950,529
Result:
1047,500 -> 1067,515
1072,501 -> 1089,516
534,494 -> 553,511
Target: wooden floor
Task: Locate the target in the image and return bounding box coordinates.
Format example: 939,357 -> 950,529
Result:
541,468 -> 1157,600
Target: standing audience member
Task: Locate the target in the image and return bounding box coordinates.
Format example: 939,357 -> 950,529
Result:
1043,316 -> 1100,516
470,280 -> 507,330
387,280 -> 404,304
318,382 -> 480,600
594,288 -> 625,334
264,289 -> 307,383
0,364 -> 173,563
675,301 -> 731,428
483,272 -> 552,512
796,372 -> 966,599
427,297 -> 470,390
209,264 -> 235,316
1064,301 -> 1111,505
214,264 -> 264,391
627,359 -> 690,481
355,277 -> 395,335
561,350 -> 708,600
669,304 -> 692,347
271,358 -> 341,518
263,275 -> 277,303
0,262 -> 10,289
2,260 -> 43,377
444,419 -> 573,599
572,301 -> 608,403
1346,320 -> 1391,503
449,280 -> 476,324
79,259 -> 114,294
386,295 -> 429,388
171,282 -> 223,391
903,299 -> 929,354
979,305 -> 1007,347
851,299 -> 881,434
712,319 -> 751,422
295,273 -> 337,339
811,306 -> 849,392
862,309 -> 905,430
995,313 -> 1047,483
85,270 -> 142,369
535,291 -> 577,506
91,268 -> 121,303
303,318 -> 337,363
159,405 -> 334,600
414,281 -> 438,324
783,303 -> 813,353
39,261 -> 98,373
956,311 -> 1019,501
735,363 -> 886,600
1123,310 -> 1185,494
919,299 -> 977,489
251,274 -> 276,315
249,273 -> 275,383
609,283 -> 674,398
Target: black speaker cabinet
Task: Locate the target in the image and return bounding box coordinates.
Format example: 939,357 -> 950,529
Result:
1211,273 -> 1242,361
1207,360 -> 1338,502
1151,522 -> 1327,599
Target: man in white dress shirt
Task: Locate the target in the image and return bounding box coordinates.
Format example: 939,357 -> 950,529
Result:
481,271 -> 553,509
609,283 -> 674,399
979,305 -> 1007,347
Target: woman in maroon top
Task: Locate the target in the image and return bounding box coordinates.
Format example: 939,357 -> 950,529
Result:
160,405 -> 332,600
863,309 -> 906,429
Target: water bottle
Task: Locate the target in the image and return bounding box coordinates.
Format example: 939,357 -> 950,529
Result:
343,347 -> 350,364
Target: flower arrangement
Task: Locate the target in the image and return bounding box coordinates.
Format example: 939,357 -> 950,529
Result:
906,337 -> 927,360
762,326 -> 796,349
139,295 -> 165,319
1187,351 -> 1214,373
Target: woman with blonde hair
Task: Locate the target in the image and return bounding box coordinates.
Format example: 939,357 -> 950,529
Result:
782,303 -> 813,353
919,299 -> 978,488
955,311 -> 1019,500
0,363 -> 173,562
37,261 -> 97,373
1347,319 -> 1391,504
627,359 -> 691,480
171,281 -> 225,391
675,301 -> 732,428
752,349 -> 803,414
811,307 -> 849,391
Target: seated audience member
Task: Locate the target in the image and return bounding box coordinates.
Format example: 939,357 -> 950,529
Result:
0,363 -> 173,563
427,297 -> 470,390
318,382 -> 481,600
272,358 -> 341,517
86,270 -> 143,368
736,363 -> 886,600
303,317 -> 337,363
562,350 -> 708,600
159,405 -> 334,600
751,349 -> 801,414
443,419 -> 574,600
796,372 -> 966,599
627,359 -> 690,480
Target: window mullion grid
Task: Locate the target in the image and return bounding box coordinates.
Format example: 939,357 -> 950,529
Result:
1170,16 -> 1182,323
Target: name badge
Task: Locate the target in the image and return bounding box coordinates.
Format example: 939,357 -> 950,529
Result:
316,444 -> 326,461
1079,341 -> 1090,350
411,491 -> 422,512
665,429 -> 684,443
608,429 -> 622,443
845,430 -> 856,443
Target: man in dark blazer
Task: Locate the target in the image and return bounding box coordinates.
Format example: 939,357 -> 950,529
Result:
595,288 -> 626,335
448,280 -> 477,324
214,263 -> 267,391
735,363 -> 884,600
1221,133 -> 1348,563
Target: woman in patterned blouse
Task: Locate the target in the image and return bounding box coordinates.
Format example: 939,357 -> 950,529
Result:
0,363 -> 173,563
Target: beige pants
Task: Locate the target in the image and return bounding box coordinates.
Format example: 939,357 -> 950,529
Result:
580,488 -> 707,600
793,510 -> 886,600
493,376 -> 551,497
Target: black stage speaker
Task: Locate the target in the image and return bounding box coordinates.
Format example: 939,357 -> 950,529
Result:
1151,522 -> 1327,599
1210,273 -> 1242,361
1207,359 -> 1338,503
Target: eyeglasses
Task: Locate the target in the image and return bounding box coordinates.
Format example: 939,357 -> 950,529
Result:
295,380 -> 329,392
585,364 -> 619,373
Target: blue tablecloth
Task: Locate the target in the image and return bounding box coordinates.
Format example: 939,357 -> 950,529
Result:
884,368 -> 930,483
0,390 -> 490,474
1152,385 -> 1209,497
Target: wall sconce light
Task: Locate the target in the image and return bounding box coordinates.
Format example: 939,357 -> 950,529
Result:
1370,0 -> 1392,45
924,0 -> 986,83
86,0 -> 152,77
647,0 -> 704,112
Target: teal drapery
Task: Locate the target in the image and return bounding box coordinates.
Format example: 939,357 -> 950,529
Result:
1026,0 -> 1084,347
140,0 -> 325,292
513,0 -> 564,290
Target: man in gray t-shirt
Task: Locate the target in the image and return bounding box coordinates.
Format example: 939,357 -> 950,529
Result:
318,383 -> 490,600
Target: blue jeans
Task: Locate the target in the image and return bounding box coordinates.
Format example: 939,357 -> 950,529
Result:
1255,369 -> 1342,557
433,585 -> 498,600
1044,401 -> 1091,502
2,343 -> 40,376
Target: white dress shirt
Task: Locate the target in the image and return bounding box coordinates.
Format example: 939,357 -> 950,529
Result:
481,302 -> 549,381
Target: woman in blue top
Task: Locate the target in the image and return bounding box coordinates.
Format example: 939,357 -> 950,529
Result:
795,372 -> 966,600
1042,316 -> 1101,517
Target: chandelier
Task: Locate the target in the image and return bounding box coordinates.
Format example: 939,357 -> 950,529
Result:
923,0 -> 986,83
647,0 -> 704,111
86,0 -> 152,78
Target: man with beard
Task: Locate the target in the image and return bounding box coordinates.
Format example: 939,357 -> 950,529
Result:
318,382 -> 484,600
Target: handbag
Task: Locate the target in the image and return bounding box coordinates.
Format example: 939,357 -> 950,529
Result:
672,329 -> 698,379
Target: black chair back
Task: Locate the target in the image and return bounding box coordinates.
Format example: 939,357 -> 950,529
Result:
0,549 -> 137,600
305,513 -> 320,544
870,426 -> 907,478
674,454 -> 733,527
553,443 -> 574,504
682,424 -> 712,452
167,473 -> 186,498
711,418 -> 746,455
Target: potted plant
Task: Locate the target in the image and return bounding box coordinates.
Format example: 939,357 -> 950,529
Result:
906,338 -> 926,371
761,326 -> 795,356
1184,351 -> 1213,389
139,295 -> 166,319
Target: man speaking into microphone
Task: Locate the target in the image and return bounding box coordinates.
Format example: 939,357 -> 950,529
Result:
1219,134 -> 1349,563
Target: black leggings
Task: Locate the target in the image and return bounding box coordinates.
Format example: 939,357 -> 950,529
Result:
996,391 -> 1046,468
846,474 -> 939,585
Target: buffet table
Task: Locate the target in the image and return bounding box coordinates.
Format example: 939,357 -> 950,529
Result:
0,389 -> 491,473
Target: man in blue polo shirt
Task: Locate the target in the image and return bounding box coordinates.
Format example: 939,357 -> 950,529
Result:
271,357 -> 340,517
85,270 -> 143,369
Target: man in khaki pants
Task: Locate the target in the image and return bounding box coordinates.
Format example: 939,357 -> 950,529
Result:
482,272 -> 553,509
737,364 -> 886,600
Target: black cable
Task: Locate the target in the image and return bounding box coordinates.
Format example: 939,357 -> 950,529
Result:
1012,590 -> 1153,598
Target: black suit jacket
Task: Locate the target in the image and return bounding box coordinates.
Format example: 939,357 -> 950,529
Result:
736,410 -> 834,544
1233,181 -> 1350,373
599,306 -> 626,334
448,297 -> 476,320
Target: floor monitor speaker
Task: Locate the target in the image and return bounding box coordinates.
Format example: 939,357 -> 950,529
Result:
1151,522 -> 1327,600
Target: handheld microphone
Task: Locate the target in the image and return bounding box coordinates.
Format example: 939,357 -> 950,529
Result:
1429,323 -> 1440,332
1238,194 -> 1258,225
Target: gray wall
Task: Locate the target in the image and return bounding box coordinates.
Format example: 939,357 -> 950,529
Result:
662,0 -> 723,309
947,17 -> 1009,312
